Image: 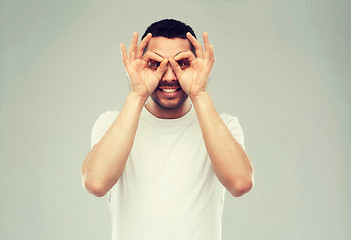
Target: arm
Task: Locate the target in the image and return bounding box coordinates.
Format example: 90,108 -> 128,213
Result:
192,93 -> 253,197
81,33 -> 168,197
81,93 -> 146,197
169,32 -> 253,197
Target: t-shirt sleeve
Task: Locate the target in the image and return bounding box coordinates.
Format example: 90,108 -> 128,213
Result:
90,111 -> 119,150
220,113 -> 246,150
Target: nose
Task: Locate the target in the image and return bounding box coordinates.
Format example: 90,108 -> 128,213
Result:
162,63 -> 177,82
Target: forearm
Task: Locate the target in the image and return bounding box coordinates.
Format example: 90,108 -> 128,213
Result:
191,92 -> 253,197
81,92 -> 147,197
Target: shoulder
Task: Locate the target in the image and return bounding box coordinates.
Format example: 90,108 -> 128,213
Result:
90,110 -> 120,149
219,112 -> 245,148
95,110 -> 119,122
98,110 -> 119,119
219,112 -> 239,125
92,110 -> 119,130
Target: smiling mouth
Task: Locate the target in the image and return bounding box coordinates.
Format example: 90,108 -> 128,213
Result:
160,88 -> 179,93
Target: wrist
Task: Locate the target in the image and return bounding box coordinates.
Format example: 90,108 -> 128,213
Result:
189,91 -> 210,103
190,91 -> 213,111
127,91 -> 148,106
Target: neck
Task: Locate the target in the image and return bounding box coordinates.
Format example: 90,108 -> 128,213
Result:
145,99 -> 192,119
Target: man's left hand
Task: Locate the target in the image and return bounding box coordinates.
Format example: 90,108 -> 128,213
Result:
169,32 -> 215,99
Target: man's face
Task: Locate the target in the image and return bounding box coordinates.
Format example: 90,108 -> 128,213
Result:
146,37 -> 191,110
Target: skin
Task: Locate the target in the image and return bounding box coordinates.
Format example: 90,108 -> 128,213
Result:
81,31 -> 254,197
143,36 -> 192,118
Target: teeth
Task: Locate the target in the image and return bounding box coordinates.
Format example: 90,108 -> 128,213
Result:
162,88 -> 177,93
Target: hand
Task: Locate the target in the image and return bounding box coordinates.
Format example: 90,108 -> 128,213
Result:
120,32 -> 168,99
169,32 -> 215,99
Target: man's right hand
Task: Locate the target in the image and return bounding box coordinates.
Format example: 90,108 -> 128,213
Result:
120,32 -> 168,99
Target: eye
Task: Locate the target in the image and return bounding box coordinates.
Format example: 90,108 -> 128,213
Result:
177,60 -> 190,70
148,61 -> 160,70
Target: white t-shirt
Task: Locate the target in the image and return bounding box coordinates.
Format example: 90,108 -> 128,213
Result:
90,106 -> 245,240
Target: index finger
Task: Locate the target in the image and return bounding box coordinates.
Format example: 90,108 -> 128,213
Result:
142,51 -> 164,62
173,51 -> 196,62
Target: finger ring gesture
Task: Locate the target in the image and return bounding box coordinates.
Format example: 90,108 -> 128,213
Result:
169,32 -> 215,99
120,32 -> 168,99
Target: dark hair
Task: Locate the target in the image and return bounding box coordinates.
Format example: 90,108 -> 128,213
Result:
141,19 -> 197,55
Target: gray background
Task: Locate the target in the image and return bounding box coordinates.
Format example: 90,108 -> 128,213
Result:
1,0 -> 350,239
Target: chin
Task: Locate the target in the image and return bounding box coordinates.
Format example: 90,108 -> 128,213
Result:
150,94 -> 188,111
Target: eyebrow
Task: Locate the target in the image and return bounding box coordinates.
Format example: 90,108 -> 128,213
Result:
153,51 -> 184,59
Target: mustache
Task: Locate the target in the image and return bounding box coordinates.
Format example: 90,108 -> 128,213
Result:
157,81 -> 181,88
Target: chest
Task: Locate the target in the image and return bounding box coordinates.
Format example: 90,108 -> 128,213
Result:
124,121 -> 212,194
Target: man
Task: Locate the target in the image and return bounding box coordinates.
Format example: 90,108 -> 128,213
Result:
81,19 -> 253,240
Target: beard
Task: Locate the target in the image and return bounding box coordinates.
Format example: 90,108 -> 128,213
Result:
150,81 -> 189,111
150,90 -> 188,110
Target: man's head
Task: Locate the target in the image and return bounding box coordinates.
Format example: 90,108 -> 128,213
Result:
142,19 -> 197,112
141,19 -> 197,57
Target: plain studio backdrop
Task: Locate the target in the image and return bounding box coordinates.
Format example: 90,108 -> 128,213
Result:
0,0 -> 350,239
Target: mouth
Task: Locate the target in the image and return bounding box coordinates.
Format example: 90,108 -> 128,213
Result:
157,87 -> 182,97
160,88 -> 179,93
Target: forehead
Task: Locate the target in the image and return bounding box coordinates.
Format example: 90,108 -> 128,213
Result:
147,37 -> 191,57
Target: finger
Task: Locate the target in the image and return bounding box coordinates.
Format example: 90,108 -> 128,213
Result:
187,32 -> 203,58
120,43 -> 129,65
169,57 -> 183,78
136,33 -> 152,59
173,51 -> 196,62
208,44 -> 215,65
128,32 -> 138,60
203,32 -> 210,59
141,51 -> 164,63
155,58 -> 169,77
